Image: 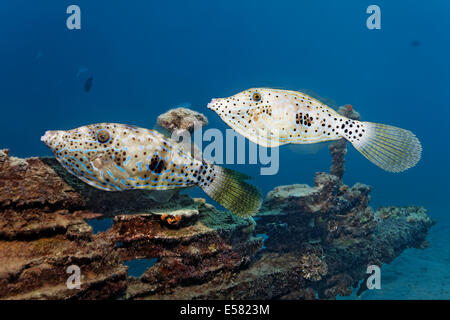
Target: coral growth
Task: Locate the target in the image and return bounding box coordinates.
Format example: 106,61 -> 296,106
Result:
0,105 -> 433,300
0,148 -> 259,299
157,107 -> 208,134
156,107 -> 206,160
0,147 -> 433,300
255,172 -> 433,299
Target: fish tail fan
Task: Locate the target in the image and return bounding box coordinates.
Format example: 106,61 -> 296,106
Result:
201,166 -> 262,217
349,121 -> 422,172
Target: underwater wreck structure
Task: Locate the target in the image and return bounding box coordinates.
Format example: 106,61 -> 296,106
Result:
0,106 -> 433,299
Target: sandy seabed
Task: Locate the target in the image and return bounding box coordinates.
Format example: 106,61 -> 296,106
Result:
342,223 -> 450,300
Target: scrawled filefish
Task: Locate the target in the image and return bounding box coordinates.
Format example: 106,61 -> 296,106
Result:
207,88 -> 422,172
41,123 -> 262,216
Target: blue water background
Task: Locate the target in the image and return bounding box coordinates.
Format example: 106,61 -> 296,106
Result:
0,1 -> 449,298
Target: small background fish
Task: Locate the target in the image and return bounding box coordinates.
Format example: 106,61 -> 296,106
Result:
84,77 -> 93,92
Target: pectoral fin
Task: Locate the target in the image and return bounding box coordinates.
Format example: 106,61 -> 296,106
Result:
91,153 -> 131,180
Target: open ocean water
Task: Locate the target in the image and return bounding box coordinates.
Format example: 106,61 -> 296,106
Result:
0,1 -> 449,299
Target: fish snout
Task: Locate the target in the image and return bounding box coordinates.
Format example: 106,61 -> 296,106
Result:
207,98 -> 218,110
40,130 -> 59,146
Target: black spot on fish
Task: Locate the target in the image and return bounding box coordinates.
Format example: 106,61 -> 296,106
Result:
149,155 -> 166,174
84,77 -> 93,92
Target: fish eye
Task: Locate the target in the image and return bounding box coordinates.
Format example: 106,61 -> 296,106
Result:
96,129 -> 111,144
252,92 -> 262,102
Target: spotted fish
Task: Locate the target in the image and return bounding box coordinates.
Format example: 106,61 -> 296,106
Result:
41,123 -> 262,216
208,88 -> 422,172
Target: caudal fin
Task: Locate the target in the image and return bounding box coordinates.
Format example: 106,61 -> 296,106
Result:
201,167 -> 262,217
349,122 -> 422,172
